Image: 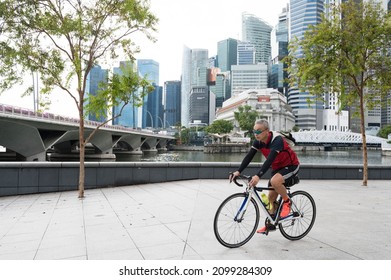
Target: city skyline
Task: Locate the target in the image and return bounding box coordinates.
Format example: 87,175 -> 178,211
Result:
135,0 -> 289,85
1,0 -> 289,117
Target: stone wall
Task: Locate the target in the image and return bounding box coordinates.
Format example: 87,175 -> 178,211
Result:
0,162 -> 390,196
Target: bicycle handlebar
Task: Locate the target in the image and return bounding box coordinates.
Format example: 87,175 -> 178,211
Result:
229,173 -> 251,187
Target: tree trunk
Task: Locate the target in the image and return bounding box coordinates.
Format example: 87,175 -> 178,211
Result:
78,101 -> 85,198
359,92 -> 368,186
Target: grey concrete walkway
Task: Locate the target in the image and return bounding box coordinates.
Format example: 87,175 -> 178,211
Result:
0,179 -> 390,260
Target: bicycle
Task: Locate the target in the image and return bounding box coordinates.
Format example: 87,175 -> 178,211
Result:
213,174 -> 316,248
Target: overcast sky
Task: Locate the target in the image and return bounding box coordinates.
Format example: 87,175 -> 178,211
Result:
1,0 -> 289,116
136,0 -> 290,84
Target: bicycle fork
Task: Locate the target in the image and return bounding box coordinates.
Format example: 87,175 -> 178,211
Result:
234,192 -> 252,223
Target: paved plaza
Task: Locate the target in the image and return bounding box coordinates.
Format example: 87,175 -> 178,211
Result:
0,179 -> 390,260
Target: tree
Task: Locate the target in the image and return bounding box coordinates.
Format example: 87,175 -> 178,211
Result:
286,0 -> 391,186
180,128 -> 190,145
378,125 -> 391,140
0,0 -> 158,198
86,63 -> 154,137
205,119 -> 233,134
234,105 -> 260,137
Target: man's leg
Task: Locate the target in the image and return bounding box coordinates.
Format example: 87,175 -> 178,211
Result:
257,173 -> 288,233
269,173 -> 291,217
269,173 -> 288,201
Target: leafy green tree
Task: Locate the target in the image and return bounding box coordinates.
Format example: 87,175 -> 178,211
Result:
0,0 -> 158,197
292,125 -> 300,132
180,128 -> 190,145
378,125 -> 391,139
234,105 -> 260,137
205,119 -> 233,134
286,0 -> 391,186
86,63 -> 154,131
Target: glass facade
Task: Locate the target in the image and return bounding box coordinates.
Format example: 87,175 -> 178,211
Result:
231,64 -> 268,95
181,47 -> 209,127
270,6 -> 289,94
137,59 -> 161,128
85,65 -> 108,122
214,38 -> 237,106
189,86 -> 209,125
112,62 -> 138,128
288,0 -> 324,130
242,13 -> 273,64
237,42 -> 256,65
143,83 -> 163,128
164,80 -> 181,127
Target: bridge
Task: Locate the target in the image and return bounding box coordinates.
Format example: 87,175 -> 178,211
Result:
292,130 -> 385,148
0,103 -> 175,161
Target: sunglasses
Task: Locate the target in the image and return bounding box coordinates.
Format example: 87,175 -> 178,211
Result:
253,129 -> 264,135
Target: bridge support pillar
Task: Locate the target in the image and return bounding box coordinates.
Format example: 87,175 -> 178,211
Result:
26,152 -> 47,162
143,148 -> 158,154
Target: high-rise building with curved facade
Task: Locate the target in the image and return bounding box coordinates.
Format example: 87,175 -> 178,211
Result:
242,13 -> 272,64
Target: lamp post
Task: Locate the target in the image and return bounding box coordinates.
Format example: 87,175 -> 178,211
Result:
32,72 -> 39,113
146,110 -> 154,128
157,116 -> 164,128
165,120 -> 171,128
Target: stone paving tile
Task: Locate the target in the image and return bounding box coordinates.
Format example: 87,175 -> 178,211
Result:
0,179 -> 390,260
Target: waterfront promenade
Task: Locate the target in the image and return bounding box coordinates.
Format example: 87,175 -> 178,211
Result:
0,178 -> 390,260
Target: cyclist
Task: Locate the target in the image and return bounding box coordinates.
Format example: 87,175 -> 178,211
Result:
229,119 -> 300,234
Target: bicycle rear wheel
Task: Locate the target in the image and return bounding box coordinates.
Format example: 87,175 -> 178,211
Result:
279,190 -> 316,241
214,192 -> 260,248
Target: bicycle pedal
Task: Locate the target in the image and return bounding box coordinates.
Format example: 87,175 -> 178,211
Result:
267,224 -> 276,231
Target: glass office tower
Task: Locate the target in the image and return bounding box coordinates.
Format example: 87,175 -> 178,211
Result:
112,61 -> 139,128
164,81 -> 181,127
288,0 -> 324,130
242,13 -> 272,64
181,47 -> 209,127
85,65 -> 108,122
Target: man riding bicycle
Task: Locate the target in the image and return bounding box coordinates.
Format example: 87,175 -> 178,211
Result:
229,119 -> 300,234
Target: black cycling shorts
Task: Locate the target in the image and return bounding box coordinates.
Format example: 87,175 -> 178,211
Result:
271,165 -> 299,185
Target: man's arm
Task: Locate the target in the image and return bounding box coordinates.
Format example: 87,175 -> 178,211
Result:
238,147 -> 257,173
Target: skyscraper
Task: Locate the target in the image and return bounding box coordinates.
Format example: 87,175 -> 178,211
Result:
144,83 -> 163,128
112,61 -> 138,128
231,64 -> 268,95
181,47 -> 209,127
237,42 -> 256,65
164,81 -> 181,127
137,59 -> 162,129
85,65 -> 108,122
382,0 -> 391,126
189,86 -> 209,125
137,59 -> 159,85
288,0 -> 324,130
242,13 -> 272,64
270,5 -> 289,94
213,38 -> 238,107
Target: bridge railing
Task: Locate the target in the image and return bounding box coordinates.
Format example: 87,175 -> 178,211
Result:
0,103 -> 80,123
0,103 -> 163,136
292,130 -> 384,146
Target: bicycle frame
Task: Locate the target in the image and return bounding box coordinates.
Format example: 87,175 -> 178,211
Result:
235,181 -> 300,227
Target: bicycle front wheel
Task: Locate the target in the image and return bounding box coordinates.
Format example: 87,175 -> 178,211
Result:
214,192 -> 260,248
279,190 -> 316,241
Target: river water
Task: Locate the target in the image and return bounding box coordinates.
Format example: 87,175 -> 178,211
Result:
120,149 -> 391,166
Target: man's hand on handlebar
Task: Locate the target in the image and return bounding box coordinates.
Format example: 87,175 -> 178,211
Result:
229,171 -> 240,183
249,175 -> 260,187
